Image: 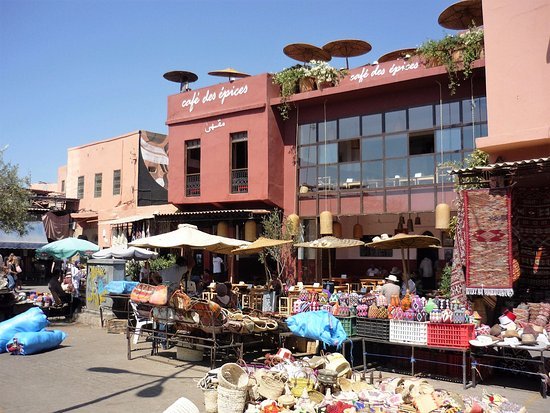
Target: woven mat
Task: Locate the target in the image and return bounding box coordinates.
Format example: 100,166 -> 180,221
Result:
513,186 -> 550,280
464,189 -> 513,296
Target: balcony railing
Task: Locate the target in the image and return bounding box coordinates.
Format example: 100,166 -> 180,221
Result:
231,168 -> 248,193
186,173 -> 200,197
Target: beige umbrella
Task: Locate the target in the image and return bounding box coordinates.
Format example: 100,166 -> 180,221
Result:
230,237 -> 293,255
377,48 -> 416,63
367,233 -> 441,285
322,39 -> 372,69
294,236 -> 365,280
283,43 -> 332,63
438,0 -> 483,30
208,67 -> 250,81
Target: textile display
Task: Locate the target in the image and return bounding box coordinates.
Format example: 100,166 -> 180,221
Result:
464,188 -> 513,296
450,193 -> 467,305
513,186 -> 550,281
42,212 -> 70,240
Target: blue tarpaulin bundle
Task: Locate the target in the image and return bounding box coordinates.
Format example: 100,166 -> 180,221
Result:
0,307 -> 49,353
285,310 -> 347,348
105,280 -> 138,295
7,330 -> 67,355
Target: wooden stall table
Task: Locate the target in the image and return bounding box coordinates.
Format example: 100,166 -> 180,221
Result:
359,279 -> 384,292
470,343 -> 549,398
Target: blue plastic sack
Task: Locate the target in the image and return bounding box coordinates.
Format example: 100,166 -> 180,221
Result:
105,280 -> 138,295
286,310 -> 347,348
7,329 -> 67,355
0,307 -> 49,353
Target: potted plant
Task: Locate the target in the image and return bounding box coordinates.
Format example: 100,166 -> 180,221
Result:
307,60 -> 348,90
415,27 -> 484,95
272,64 -> 307,120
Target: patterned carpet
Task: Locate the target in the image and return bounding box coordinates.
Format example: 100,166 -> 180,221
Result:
464,189 -> 513,296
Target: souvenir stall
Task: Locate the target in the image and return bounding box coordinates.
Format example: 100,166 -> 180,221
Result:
447,157 -> 550,397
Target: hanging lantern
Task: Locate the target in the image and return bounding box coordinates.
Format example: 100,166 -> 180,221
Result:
287,213 -> 300,236
244,220 -> 257,241
407,217 -> 414,233
353,223 -> 363,239
333,221 -> 342,238
399,215 -> 405,225
435,203 -> 451,230
217,221 -> 229,237
415,214 -> 421,225
319,211 -> 333,235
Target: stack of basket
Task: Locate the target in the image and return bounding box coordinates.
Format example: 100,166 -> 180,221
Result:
216,363 -> 250,413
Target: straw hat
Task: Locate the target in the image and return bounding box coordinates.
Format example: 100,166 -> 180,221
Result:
521,333 -> 536,345
385,274 -> 399,283
469,334 -> 500,347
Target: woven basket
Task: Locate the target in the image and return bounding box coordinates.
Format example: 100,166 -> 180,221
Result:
257,371 -> 286,400
218,363 -> 249,390
217,386 -> 247,413
202,389 -> 218,413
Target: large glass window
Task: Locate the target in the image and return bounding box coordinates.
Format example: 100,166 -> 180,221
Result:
410,155 -> 435,185
296,96 -> 487,199
362,136 -> 383,160
318,143 -> 337,164
299,123 -> 317,145
339,116 -> 360,139
385,133 -> 408,158
318,120 -> 337,141
385,110 -> 406,133
435,128 -> 462,152
299,146 -> 317,167
339,163 -> 360,188
318,164 -> 338,190
362,114 -> 382,136
436,101 -> 461,126
385,158 -> 408,186
362,160 -> 384,189
409,105 -> 433,131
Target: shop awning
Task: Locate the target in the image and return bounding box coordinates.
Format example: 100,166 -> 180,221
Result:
70,211 -> 98,220
101,214 -> 155,225
0,221 -> 48,249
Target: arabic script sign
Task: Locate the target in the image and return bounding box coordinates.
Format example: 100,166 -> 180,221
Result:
181,84 -> 249,113
205,119 -> 226,133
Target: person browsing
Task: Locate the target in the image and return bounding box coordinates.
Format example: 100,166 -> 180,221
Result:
380,267 -> 401,304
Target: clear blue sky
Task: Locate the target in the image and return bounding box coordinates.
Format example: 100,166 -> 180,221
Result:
0,0 -> 456,184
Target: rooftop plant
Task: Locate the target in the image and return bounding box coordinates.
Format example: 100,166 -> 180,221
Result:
415,27 -> 484,95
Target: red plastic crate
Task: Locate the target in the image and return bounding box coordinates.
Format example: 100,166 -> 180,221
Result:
427,323 -> 475,349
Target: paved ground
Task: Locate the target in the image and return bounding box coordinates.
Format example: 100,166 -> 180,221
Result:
0,286 -> 548,412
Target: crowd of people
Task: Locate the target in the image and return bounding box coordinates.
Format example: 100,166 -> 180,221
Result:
0,253 -> 24,292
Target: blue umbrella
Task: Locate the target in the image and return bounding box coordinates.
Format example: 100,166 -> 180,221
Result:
36,237 -> 100,260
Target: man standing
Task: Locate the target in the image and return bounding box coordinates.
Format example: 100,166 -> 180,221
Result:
212,253 -> 224,282
381,267 -> 401,304
419,256 -> 434,290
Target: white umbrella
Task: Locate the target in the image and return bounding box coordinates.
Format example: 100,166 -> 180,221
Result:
128,223 -> 250,252
92,246 -> 158,260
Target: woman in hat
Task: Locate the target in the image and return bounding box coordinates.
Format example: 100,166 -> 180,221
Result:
381,268 -> 401,304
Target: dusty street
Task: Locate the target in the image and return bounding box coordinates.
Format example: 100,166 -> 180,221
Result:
1,320 -> 549,413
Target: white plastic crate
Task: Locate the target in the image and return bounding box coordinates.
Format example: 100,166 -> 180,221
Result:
389,320 -> 428,345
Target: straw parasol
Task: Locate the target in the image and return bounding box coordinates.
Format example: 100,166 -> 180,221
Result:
208,67 -> 250,81
367,233 -> 441,285
230,237 -> 293,255
283,43 -> 331,63
438,0 -> 483,30
377,48 -> 416,63
322,39 -> 372,69
163,70 -> 198,92
294,236 -> 365,280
